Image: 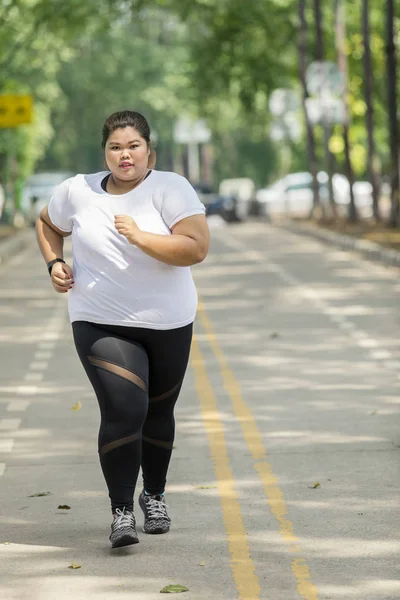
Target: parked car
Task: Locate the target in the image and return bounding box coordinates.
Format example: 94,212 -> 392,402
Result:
22,171 -> 73,225
218,178 -> 256,222
255,172 -> 373,219
192,183 -> 230,217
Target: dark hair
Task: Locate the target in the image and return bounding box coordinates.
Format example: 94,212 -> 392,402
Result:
101,110 -> 151,148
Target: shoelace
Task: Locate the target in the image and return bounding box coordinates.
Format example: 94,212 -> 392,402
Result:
113,508 -> 134,529
145,496 -> 170,520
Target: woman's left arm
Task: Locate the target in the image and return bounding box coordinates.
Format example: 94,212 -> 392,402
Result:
114,214 -> 209,267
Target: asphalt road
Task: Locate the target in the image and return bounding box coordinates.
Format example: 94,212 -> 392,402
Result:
0,220 -> 399,600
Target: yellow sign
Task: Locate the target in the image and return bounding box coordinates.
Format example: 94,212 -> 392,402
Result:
0,95 -> 33,127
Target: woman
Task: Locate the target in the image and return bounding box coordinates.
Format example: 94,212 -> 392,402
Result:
36,110 -> 209,549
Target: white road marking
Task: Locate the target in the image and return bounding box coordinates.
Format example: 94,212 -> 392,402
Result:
370,350 -> 393,360
0,439 -> 14,452
41,332 -> 61,341
34,351 -> 52,361
16,386 -> 38,396
29,361 -> 48,371
0,419 -> 21,430
24,373 -> 44,382
358,338 -> 380,348
7,400 -> 30,412
38,342 -> 56,351
0,463 -> 5,476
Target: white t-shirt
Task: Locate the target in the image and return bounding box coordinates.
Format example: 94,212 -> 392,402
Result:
48,170 -> 206,329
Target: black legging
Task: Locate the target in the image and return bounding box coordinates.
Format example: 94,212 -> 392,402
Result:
72,321 -> 193,512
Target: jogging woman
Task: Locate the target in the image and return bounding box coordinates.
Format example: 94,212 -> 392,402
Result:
36,110 -> 209,548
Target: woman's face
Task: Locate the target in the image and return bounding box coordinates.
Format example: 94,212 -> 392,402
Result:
105,127 -> 150,180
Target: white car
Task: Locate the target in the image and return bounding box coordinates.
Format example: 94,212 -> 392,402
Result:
256,172 -> 373,218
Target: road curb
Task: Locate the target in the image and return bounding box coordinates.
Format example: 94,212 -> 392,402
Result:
0,229 -> 33,266
281,221 -> 400,268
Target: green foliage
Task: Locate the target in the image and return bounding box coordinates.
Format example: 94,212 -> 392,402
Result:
0,0 -> 398,204
0,0 -> 119,199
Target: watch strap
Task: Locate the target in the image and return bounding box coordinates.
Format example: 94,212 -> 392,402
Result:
47,258 -> 66,276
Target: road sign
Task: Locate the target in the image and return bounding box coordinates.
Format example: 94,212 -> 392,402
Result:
0,95 -> 33,127
173,118 -> 211,144
269,88 -> 300,117
270,113 -> 302,143
306,96 -> 345,125
306,61 -> 344,97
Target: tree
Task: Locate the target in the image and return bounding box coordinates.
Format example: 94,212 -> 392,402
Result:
298,0 -> 321,216
312,0 -> 336,216
361,0 -> 380,220
335,0 -> 357,222
386,0 -> 399,226
0,0 -> 119,220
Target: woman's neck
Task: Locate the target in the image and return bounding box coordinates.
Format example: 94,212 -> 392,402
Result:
107,170 -> 149,195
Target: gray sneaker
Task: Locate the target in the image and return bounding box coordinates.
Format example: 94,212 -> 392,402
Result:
109,507 -> 139,548
139,491 -> 171,534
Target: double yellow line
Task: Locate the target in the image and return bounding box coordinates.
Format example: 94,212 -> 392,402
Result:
191,302 -> 319,600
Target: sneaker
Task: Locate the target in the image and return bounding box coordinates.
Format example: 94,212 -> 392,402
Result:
109,507 -> 139,548
139,490 -> 171,534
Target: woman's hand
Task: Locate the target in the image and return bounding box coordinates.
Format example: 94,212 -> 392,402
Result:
51,262 -> 74,294
114,215 -> 143,245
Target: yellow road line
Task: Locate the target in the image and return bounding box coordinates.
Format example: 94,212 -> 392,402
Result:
190,337 -> 261,600
197,303 -> 319,600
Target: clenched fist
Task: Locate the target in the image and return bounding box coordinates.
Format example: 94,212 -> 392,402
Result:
51,262 -> 74,294
114,215 -> 142,245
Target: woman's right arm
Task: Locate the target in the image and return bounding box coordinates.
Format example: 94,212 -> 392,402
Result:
36,207 -> 74,294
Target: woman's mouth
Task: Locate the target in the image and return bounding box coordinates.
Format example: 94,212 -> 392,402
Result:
119,163 -> 133,170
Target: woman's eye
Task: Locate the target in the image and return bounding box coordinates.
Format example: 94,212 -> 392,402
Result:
130,145 -> 139,149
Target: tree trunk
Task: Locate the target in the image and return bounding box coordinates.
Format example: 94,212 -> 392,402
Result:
386,0 -> 399,226
362,0 -> 380,220
335,0 -> 357,222
298,0 -> 321,217
313,0 -> 336,216
313,0 -> 324,58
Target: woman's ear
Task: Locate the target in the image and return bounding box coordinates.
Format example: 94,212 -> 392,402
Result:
148,143 -> 157,169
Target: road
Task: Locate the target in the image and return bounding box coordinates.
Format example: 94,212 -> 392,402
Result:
0,221 -> 399,600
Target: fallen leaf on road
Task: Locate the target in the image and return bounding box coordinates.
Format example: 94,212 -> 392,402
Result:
198,561 -> 206,567
28,492 -> 52,497
71,401 -> 82,411
160,584 -> 189,593
58,505 -> 71,510
3,542 -> 10,545
270,332 -> 279,338
309,482 -> 320,489
68,564 -> 82,569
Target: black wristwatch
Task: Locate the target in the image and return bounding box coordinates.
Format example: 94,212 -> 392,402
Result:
47,258 -> 66,276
